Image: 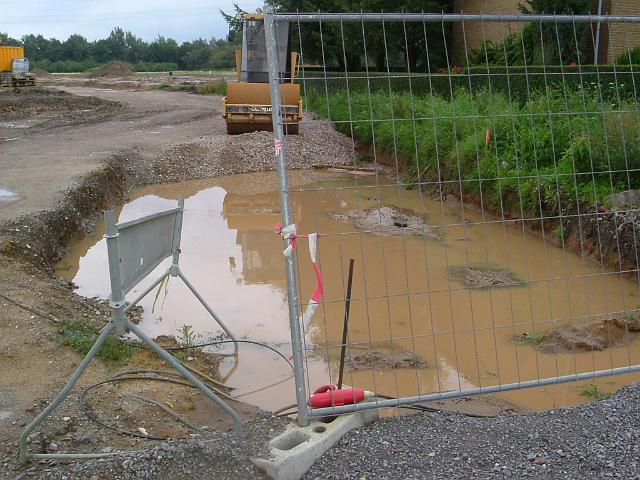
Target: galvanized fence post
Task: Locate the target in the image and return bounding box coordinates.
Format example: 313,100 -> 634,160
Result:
264,4 -> 309,426
105,209 -> 127,336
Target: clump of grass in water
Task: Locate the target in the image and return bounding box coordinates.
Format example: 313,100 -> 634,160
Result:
578,383 -> 610,400
518,331 -> 547,345
58,319 -> 133,363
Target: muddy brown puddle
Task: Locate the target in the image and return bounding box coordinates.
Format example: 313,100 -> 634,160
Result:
56,171 -> 640,414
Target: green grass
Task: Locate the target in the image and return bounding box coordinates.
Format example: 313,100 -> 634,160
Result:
84,80 -> 98,87
307,87 -> 640,217
195,79 -> 227,96
553,225 -> 568,241
578,383 -> 610,400
519,331 -> 547,345
153,79 -> 226,96
58,319 -> 133,363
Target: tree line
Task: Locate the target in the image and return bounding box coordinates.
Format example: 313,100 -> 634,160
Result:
0,28 -> 238,73
0,0 -> 597,74
223,0 -> 595,71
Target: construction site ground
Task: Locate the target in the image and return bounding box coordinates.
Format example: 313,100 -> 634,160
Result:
0,81 -> 350,479
1,81 -> 638,480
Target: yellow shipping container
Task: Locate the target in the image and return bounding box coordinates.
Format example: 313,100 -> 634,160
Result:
0,46 -> 25,72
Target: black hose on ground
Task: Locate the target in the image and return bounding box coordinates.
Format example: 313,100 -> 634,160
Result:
79,339 -> 296,440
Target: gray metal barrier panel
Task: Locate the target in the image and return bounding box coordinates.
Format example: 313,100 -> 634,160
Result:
265,8 -> 640,426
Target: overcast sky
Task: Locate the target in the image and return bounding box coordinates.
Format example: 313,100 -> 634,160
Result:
3,0 -> 263,43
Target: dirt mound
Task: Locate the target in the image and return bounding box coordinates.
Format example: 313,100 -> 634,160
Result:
519,316 -> 640,353
346,350 -> 427,372
88,61 -> 135,78
0,89 -> 121,129
450,265 -> 522,289
31,67 -> 51,78
328,205 -> 440,239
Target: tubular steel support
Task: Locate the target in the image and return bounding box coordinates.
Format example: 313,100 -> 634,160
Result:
105,209 -> 127,336
273,12 -> 640,23
177,269 -> 238,355
264,4 -> 309,427
309,365 -> 640,417
19,323 -> 115,464
20,202 -> 243,463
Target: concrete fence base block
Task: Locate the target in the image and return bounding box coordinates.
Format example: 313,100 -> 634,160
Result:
252,410 -> 379,480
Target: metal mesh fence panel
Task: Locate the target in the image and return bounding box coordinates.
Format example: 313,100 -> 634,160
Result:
266,10 -> 640,423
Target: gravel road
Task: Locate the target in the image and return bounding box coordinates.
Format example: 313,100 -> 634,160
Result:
19,413 -> 288,480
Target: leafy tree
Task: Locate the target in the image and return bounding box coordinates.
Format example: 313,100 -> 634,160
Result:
63,34 -> 91,61
0,32 -> 21,46
471,0 -> 592,66
223,0 -> 452,71
148,36 -> 180,64
21,34 -> 48,60
519,0 -> 592,64
16,26 -> 242,72
124,32 -> 148,63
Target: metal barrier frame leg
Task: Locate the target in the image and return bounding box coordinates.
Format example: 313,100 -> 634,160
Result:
176,268 -> 239,355
19,268 -> 243,463
127,321 -> 243,435
19,323 -> 115,463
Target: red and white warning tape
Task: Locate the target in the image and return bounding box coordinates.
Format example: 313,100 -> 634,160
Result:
277,223 -> 324,328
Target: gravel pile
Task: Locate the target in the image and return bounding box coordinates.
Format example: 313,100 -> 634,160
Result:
140,117 -> 357,185
305,383 -> 640,480
88,62 -> 135,78
218,117 -> 356,173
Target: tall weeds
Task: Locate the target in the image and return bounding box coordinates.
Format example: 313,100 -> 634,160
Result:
307,87 -> 640,216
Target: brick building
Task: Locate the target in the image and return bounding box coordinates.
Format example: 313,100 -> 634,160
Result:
451,0 -> 640,64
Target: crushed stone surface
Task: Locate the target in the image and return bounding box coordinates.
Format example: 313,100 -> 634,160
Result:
20,413 -> 287,480
24,384 -> 640,479
304,383 -> 640,480
151,116 -> 355,182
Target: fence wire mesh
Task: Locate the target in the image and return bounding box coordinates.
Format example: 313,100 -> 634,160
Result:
266,11 -> 640,421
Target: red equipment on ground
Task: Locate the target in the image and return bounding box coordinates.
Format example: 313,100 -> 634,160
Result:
308,385 -> 372,408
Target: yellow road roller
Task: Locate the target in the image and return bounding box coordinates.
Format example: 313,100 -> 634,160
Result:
223,13 -> 302,135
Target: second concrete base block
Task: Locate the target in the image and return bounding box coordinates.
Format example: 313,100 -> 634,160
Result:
252,410 -> 379,480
